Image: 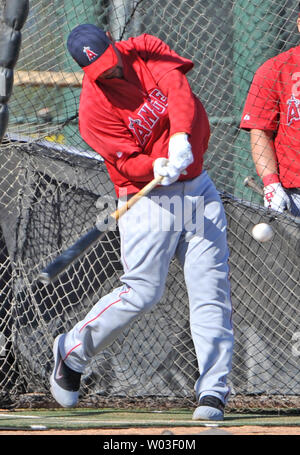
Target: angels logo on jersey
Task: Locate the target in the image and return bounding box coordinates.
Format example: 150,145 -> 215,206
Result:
128,89 -> 168,146
287,93 -> 300,125
83,46 -> 98,62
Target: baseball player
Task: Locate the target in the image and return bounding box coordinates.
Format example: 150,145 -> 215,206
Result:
240,5 -> 300,216
50,24 -> 234,421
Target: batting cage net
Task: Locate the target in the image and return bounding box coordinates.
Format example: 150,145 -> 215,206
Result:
0,0 -> 299,412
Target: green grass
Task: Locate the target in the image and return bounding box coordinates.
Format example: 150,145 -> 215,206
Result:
0,408 -> 300,431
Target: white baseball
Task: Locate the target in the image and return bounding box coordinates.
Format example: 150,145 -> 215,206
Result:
251,223 -> 274,242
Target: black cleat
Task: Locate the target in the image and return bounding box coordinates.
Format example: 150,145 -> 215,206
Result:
193,395 -> 225,421
50,334 -> 81,407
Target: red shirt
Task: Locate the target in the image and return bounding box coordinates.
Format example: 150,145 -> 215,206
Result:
240,45 -> 300,188
79,34 -> 210,196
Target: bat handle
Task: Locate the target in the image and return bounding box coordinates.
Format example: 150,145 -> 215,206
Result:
112,175 -> 163,220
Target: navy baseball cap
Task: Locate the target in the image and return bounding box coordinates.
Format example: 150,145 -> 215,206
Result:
67,24 -> 118,80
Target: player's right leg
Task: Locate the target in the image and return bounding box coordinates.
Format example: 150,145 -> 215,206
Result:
175,171 -> 234,421
50,189 -> 182,407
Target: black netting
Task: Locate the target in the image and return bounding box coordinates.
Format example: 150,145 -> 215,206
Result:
0,0 -> 299,411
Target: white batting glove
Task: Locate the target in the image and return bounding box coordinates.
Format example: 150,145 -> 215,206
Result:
153,157 -> 181,186
168,133 -> 194,172
263,182 -> 291,213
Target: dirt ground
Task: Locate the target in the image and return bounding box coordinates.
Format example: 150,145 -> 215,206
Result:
0,426 -> 300,435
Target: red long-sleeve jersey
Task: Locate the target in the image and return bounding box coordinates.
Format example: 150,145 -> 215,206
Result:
240,45 -> 300,188
79,34 -> 210,196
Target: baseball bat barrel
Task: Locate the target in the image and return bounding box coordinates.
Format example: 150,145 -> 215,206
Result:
244,176 -> 264,196
38,176 -> 163,284
14,70 -> 83,87
38,223 -> 110,285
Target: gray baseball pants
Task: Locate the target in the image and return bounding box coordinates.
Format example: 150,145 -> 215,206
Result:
60,171 -> 234,404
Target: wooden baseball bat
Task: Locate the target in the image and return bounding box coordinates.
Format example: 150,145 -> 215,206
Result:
38,176 -> 163,284
244,176 -> 264,196
14,70 -> 83,87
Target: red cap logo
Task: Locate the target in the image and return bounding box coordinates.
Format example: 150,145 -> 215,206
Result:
83,46 -> 98,62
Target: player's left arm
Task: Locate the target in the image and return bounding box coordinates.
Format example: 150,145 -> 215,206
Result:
158,68 -> 196,172
250,128 -> 278,179
158,68 -> 196,136
133,34 -> 196,172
